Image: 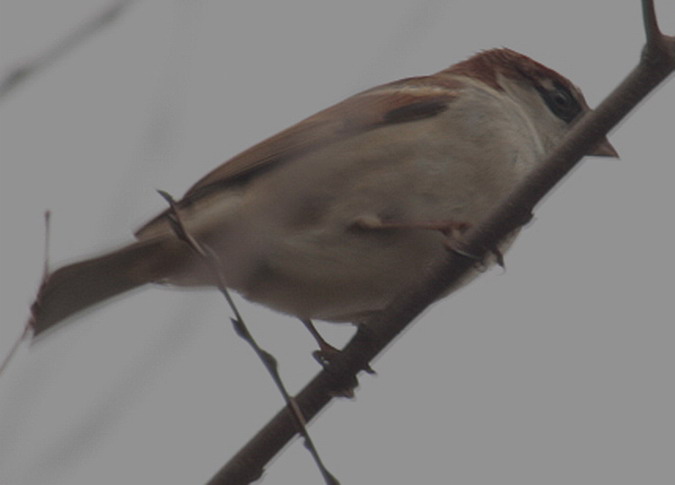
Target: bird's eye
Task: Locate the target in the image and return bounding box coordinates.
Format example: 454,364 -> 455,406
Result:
539,82 -> 581,123
551,90 -> 573,108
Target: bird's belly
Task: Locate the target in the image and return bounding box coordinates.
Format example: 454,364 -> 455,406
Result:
227,222 -> 451,322
162,135 -> 517,322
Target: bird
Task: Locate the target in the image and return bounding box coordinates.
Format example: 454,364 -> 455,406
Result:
29,48 -> 617,343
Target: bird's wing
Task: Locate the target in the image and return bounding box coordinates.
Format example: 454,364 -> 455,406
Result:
135,75 -> 462,239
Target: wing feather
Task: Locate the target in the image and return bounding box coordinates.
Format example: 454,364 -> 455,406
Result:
135,75 -> 462,239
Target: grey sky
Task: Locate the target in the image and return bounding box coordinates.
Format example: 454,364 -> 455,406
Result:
1,1 -> 673,484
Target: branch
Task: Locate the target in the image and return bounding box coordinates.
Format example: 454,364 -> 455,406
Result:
0,0 -> 135,101
209,2 -> 674,483
157,191 -> 339,485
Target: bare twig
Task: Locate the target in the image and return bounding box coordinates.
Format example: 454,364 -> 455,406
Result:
42,211 -> 52,280
0,212 -> 51,377
207,1 -> 674,483
642,0 -> 660,46
157,191 -> 339,485
0,325 -> 30,377
0,0 -> 135,100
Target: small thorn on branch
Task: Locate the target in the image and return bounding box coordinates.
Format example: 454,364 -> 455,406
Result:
158,190 -> 339,485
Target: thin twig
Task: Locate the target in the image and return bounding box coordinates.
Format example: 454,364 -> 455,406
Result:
0,326 -> 30,377
0,0 -> 135,100
42,211 -> 52,280
642,0 -> 660,45
156,191 -> 339,485
0,212 -> 51,376
207,1 -> 674,483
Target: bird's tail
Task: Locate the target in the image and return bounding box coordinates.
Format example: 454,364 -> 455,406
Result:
30,237 -> 193,337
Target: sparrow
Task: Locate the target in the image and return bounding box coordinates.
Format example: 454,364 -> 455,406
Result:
29,48 -> 617,339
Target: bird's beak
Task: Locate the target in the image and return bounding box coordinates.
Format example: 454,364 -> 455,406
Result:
588,136 -> 619,158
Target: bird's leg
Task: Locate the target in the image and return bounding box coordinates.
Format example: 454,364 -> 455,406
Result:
301,318 -> 366,397
300,319 -> 341,367
352,214 -> 505,266
352,214 -> 471,236
353,215 -> 476,252
301,318 -> 375,377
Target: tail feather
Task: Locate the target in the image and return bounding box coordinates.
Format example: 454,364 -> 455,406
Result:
30,238 -> 189,337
